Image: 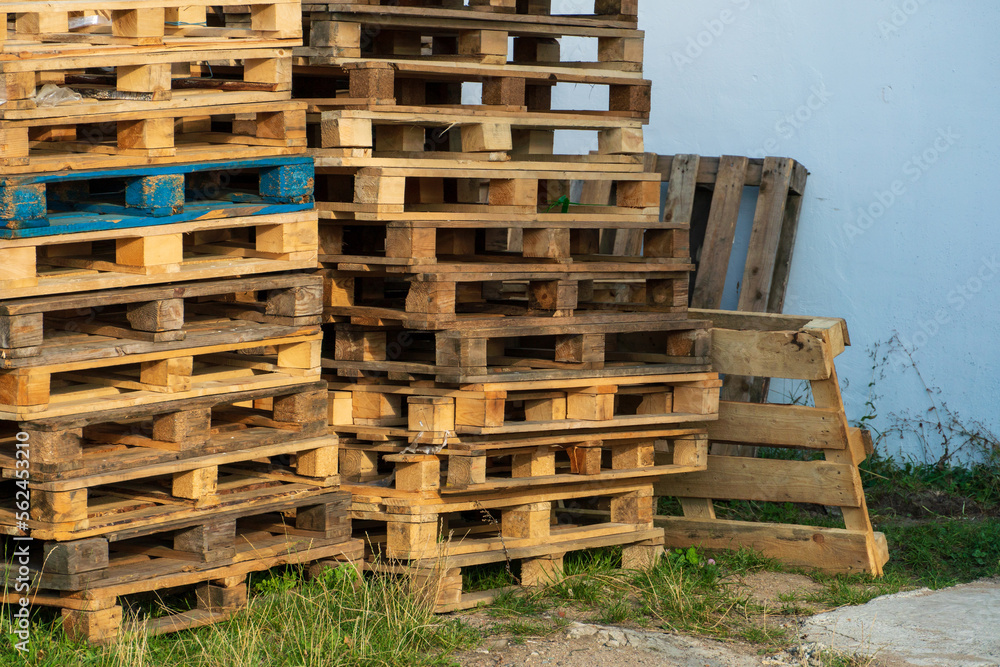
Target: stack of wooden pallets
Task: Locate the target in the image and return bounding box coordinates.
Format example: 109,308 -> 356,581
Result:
284,0 -> 723,610
0,3 -> 360,642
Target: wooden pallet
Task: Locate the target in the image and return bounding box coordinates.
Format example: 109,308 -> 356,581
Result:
329,373 -> 719,437
2,2 -> 299,124
318,209 -> 681,266
0,210 -> 317,298
0,101 -> 307,174
298,4 -> 643,71
292,60 -> 650,119
323,267 -> 690,327
3,434 -> 339,540
297,1 -> 639,25
656,155 -> 810,456
0,156 -> 313,235
336,426 -> 707,492
306,106 -> 645,159
327,318 -> 712,383
1,47 -> 292,112
313,165 -> 660,220
3,380 -> 329,481
0,327 -> 321,420
351,469 -> 660,557
1,498 -> 361,643
0,273 -> 322,360
2,2 -> 302,48
650,155 -> 809,316
366,522 -> 658,613
653,311 -> 890,576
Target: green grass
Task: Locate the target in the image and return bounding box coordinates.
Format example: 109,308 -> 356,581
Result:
4,452 -> 999,665
1,564 -> 478,667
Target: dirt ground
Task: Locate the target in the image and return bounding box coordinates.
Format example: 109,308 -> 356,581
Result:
453,572 -> 830,667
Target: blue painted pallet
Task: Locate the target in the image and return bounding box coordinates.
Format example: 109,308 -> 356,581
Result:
0,156 -> 315,238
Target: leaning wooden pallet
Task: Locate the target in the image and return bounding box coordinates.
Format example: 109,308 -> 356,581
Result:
653,311 -> 889,576
651,154 -> 809,458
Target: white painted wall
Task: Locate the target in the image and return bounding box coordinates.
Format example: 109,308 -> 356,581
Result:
550,0 -> 999,463
633,0 -> 1000,463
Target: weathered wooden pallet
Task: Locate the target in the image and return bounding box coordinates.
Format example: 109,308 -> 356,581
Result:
2,435 -> 340,540
650,155 -> 809,316
1,2 -> 302,50
2,380 -> 329,481
0,328 -> 322,420
1,498 -> 361,643
349,472 -> 660,565
313,165 -> 660,221
652,311 -> 890,576
298,0 -> 639,24
292,60 -> 650,119
0,101 -> 307,175
330,373 -> 718,437
0,273 -> 323,359
298,5 -> 643,72
0,210 -> 318,299
306,107 -> 645,159
366,522 -> 658,613
336,426 -> 707,492
327,318 -> 712,383
322,267 -> 690,327
0,156 -> 313,235
0,47 -> 292,114
317,210 -> 682,267
653,155 -> 810,455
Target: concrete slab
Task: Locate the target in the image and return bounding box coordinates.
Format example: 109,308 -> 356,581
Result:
801,579 -> 1000,667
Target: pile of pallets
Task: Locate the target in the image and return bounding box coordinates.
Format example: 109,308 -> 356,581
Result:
293,0 -> 723,610
0,3 -> 360,643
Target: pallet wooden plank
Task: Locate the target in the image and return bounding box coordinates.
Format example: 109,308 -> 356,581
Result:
653,456 -> 861,507
707,401 -> 847,450
656,516 -> 885,575
736,156 -> 794,314
690,155 -> 748,309
710,327 -> 833,380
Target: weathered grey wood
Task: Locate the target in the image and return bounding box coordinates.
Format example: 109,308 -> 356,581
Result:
690,155 -> 749,309
28,381 -> 328,431
127,299 -> 185,333
43,538 -> 109,575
